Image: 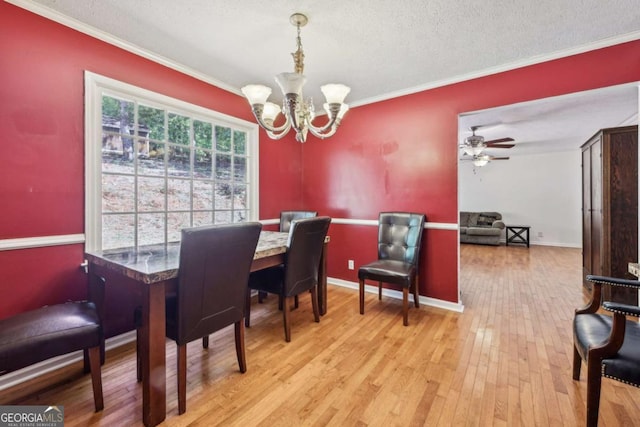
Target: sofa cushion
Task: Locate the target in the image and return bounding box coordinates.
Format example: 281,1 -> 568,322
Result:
468,212 -> 480,226
477,214 -> 497,226
466,227 -> 501,237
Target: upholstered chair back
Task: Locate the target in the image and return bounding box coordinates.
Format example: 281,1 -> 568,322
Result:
377,212 -> 426,267
280,210 -> 318,233
171,222 -> 261,345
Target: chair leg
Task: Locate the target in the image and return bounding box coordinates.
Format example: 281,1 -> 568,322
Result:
585,356 -> 603,427
572,345 -> 582,380
258,290 -> 267,303
283,296 -> 292,342
413,275 -> 420,308
136,327 -> 142,383
378,281 -> 383,300
87,346 -> 104,412
177,343 -> 187,415
310,287 -> 320,323
234,321 -> 247,373
402,287 -> 409,326
245,289 -> 251,328
202,335 -> 209,349
359,279 -> 365,315
294,294 -> 299,309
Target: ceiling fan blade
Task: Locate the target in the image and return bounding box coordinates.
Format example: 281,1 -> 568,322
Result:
490,156 -> 510,160
485,137 -> 514,144
485,143 -> 515,149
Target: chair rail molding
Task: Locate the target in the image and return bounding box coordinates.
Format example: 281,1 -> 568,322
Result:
0,234 -> 85,251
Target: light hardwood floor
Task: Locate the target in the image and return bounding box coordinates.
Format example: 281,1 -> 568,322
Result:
3,244 -> 640,426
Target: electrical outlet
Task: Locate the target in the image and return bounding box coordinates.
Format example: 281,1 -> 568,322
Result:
537,231 -> 543,238
348,260 -> 354,270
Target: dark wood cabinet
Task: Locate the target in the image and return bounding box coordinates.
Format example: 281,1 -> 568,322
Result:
581,126 -> 638,304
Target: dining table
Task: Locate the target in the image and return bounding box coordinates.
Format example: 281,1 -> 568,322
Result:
84,230 -> 329,427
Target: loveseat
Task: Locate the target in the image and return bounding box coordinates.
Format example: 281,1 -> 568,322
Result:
459,211 -> 505,246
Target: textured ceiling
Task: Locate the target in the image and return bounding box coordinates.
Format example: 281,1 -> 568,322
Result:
12,0 -> 640,155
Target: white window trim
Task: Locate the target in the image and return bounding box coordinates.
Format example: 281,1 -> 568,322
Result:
84,71 -> 259,252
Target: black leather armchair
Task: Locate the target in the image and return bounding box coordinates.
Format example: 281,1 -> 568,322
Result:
573,274 -> 640,426
358,212 -> 426,326
136,222 -> 261,415
246,216 -> 331,342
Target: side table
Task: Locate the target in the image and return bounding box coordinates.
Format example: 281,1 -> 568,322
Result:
506,225 -> 530,247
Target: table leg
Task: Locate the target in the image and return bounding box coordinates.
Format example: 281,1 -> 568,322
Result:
141,282 -> 166,427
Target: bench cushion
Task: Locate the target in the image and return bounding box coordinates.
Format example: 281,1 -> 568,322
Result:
0,302 -> 101,374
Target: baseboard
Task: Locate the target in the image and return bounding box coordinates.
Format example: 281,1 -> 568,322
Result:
328,278 -> 465,313
0,331 -> 136,391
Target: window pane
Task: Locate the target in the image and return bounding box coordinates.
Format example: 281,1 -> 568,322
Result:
194,150 -> 212,179
168,113 -> 190,145
138,213 -> 165,246
233,130 -> 246,155
194,120 -> 212,149
214,211 -> 231,224
234,156 -> 246,182
103,214 -> 135,250
194,211 -> 213,227
103,174 -> 134,212
168,146 -> 191,177
214,182 -> 232,209
102,133 -> 134,174
167,178 -> 191,211
233,183 -> 246,209
193,180 -> 213,210
138,177 -> 165,212
215,126 -> 231,152
168,212 -> 190,242
139,141 -> 166,176
102,96 -> 134,128
234,211 -> 248,223
138,104 -> 165,140
215,153 -> 231,180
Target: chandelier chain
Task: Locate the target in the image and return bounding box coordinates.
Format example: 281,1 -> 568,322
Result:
292,21 -> 305,74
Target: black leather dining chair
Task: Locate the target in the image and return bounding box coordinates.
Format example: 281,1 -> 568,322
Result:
358,212 -> 426,326
136,222 -> 261,415
246,216 -> 331,342
573,274 -> 640,427
279,210 -> 318,233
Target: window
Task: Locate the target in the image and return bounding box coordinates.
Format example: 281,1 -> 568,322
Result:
85,72 -> 259,251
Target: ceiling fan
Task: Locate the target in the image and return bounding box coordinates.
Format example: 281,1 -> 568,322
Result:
460,126 -> 515,156
460,154 -> 510,167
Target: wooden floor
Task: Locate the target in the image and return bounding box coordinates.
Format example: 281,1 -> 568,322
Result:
4,245 -> 640,426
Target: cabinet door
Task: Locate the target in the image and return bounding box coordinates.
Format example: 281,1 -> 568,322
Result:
582,147 -> 592,286
590,139 -> 603,276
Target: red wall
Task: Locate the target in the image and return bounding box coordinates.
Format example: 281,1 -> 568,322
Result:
0,3 -> 301,318
1,2 -> 640,317
303,40 -> 640,303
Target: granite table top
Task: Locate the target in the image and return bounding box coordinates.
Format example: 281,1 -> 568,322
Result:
85,231 -> 290,284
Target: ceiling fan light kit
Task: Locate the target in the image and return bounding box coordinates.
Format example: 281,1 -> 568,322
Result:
460,125 -> 515,166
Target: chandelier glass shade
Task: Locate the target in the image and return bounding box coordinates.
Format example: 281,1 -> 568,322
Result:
241,13 -> 350,143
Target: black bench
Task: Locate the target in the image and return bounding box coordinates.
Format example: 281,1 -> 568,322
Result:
0,301 -> 104,411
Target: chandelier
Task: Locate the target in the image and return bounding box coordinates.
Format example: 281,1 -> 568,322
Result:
241,13 -> 350,143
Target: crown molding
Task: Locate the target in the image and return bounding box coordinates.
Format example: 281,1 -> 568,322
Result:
6,0 -> 241,96
351,31 -> 640,108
